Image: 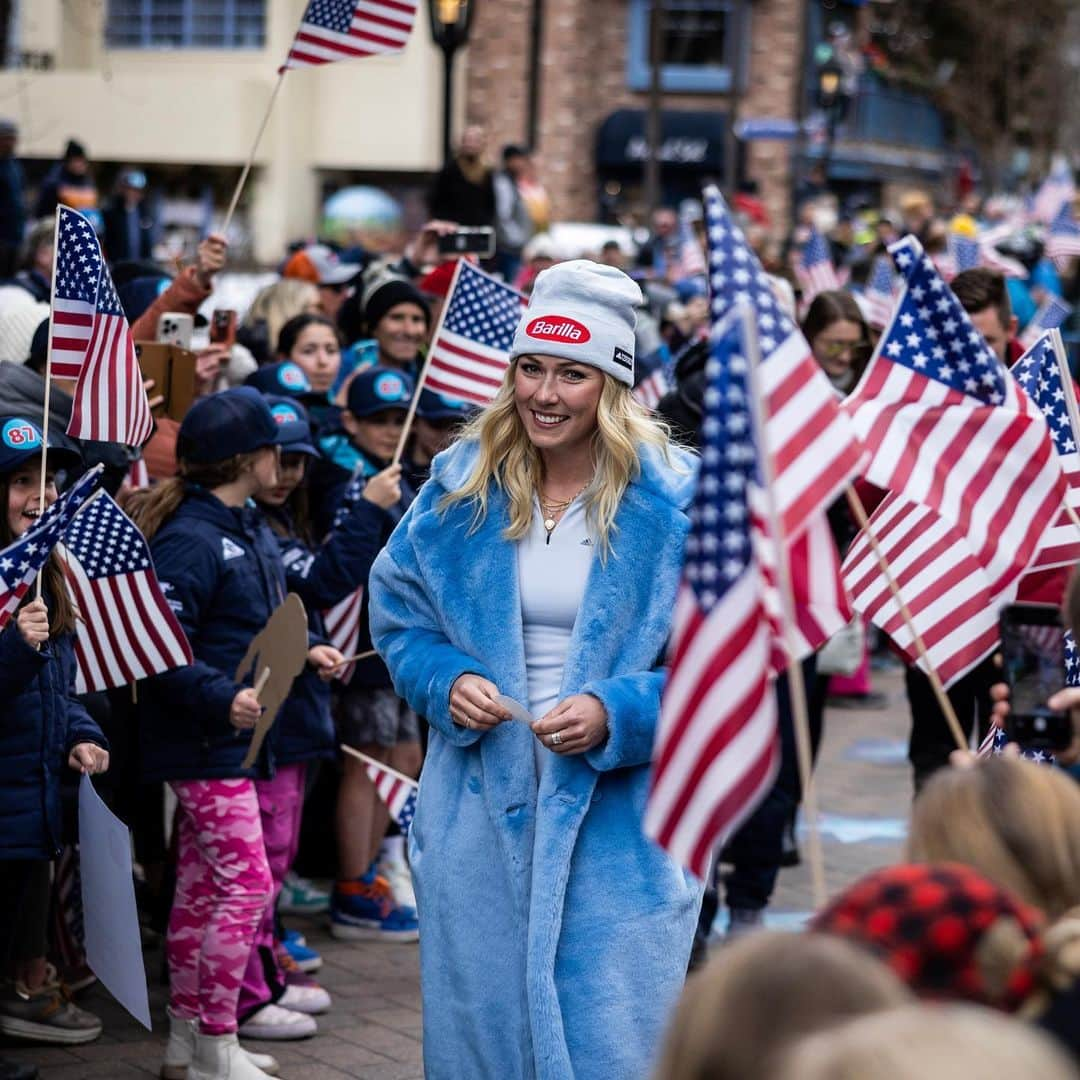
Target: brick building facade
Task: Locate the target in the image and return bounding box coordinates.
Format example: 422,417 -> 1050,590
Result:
464,0 -> 805,227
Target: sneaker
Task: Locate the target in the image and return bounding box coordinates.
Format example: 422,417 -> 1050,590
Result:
278,984 -> 331,1016
376,853 -> 417,911
59,962 -> 97,996
725,907 -> 765,941
275,946 -> 319,989
280,929 -> 322,974
330,871 -> 419,942
237,1004 -> 317,1041
278,872 -> 330,916
0,971 -> 102,1045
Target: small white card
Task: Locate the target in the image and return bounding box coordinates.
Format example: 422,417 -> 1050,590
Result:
494,694 -> 534,724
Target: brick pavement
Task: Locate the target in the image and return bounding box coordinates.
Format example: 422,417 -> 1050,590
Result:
11,669 -> 913,1079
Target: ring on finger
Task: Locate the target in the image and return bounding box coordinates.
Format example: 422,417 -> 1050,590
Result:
551,731 -> 563,746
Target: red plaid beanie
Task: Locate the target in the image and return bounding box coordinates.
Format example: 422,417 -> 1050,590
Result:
810,863 -> 1046,1012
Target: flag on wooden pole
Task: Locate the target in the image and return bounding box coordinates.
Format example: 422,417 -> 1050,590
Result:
282,0 -> 419,69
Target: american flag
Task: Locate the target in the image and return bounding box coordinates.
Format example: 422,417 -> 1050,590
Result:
282,0 -> 417,69
702,186 -> 861,658
424,260 -> 526,405
0,465 -> 102,631
365,758 -> 417,832
1032,157 -> 1076,225
864,254 -> 898,332
947,233 -> 981,274
632,347 -> 670,410
645,310 -> 778,878
58,489 -> 192,692
1011,332 -> 1080,571
673,207 -> 707,279
1045,201 -> 1080,268
841,236 -> 1066,685
795,227 -> 841,305
1019,294 -> 1073,351
50,207 -> 153,447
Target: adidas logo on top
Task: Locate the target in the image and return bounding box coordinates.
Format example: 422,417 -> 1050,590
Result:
222,538 -> 245,561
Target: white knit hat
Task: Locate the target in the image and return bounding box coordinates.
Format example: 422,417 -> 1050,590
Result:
0,301 -> 48,365
509,259 -> 641,386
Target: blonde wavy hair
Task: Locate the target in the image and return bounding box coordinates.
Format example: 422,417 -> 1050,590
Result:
439,359 -> 677,557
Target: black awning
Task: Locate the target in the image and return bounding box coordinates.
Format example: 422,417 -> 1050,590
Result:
595,109 -> 728,170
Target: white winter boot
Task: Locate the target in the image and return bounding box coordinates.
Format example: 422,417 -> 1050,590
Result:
166,1019 -> 278,1080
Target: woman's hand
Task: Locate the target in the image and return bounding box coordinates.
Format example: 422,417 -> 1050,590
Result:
68,742 -> 110,775
532,694 -> 609,756
230,687 -> 262,731
362,464 -> 403,510
194,232 -> 228,288
989,681 -> 1080,766
16,599 -> 49,649
450,674 -> 511,731
308,644 -> 345,682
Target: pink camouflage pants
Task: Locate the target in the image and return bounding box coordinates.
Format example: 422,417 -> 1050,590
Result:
167,779 -> 272,1035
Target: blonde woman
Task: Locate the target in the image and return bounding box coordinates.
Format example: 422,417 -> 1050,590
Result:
239,279 -> 320,365
369,260 -> 701,1080
909,755 -> 1080,919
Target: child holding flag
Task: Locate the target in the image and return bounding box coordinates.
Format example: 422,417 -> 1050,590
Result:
0,418 -> 109,1058
129,388 -> 338,1080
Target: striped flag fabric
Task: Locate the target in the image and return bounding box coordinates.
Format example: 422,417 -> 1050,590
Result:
1011,332 -> 1080,572
1019,294 -> 1073,351
674,206 -> 707,279
844,235 -> 1065,603
282,0 -> 418,69
0,464 -> 102,632
1046,201 -> 1080,268
632,347 -> 671,410
795,227 -> 841,305
645,310 -> 778,878
365,758 -> 417,832
1032,157 -> 1076,225
58,489 -> 192,692
423,260 -> 526,405
50,206 -> 153,446
863,254 -> 898,331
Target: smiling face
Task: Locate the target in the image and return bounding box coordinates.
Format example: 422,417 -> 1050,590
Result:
374,303 -> 427,369
811,318 -> 867,387
287,322 -> 341,394
513,355 -> 604,455
6,462 -> 56,539
259,451 -> 307,507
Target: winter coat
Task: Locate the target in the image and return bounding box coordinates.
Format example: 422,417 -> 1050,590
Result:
369,438 -> 703,1080
268,496 -> 389,764
139,488 -> 287,782
0,614 -> 108,860
309,433 -> 414,691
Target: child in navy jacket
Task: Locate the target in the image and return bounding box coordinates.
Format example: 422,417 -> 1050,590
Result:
308,367 -> 420,941
0,418 -> 109,1057
129,389 -> 338,1080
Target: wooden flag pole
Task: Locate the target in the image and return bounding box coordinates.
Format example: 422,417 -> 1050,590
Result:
221,69 -> 286,236
36,208 -> 64,598
340,743 -> 417,787
253,666 -> 272,699
391,258 -> 464,466
843,485 -> 968,753
740,306 -> 827,910
327,648 -> 377,672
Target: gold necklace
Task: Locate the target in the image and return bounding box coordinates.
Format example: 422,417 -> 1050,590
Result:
538,483 -> 588,534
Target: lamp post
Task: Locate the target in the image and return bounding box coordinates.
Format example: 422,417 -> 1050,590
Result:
428,0 -> 475,166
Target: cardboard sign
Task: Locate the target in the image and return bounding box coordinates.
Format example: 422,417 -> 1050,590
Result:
135,341 -> 197,422
237,592 -> 309,769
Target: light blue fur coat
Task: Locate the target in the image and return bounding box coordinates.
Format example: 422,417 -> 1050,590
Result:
369,437 -> 703,1080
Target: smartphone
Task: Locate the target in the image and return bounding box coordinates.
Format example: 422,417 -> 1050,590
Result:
999,603 -> 1072,750
209,308 -> 237,349
156,311 -> 194,350
437,227 -> 495,259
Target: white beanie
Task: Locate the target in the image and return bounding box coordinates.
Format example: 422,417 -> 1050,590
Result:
0,301 -> 48,365
510,259 -> 641,386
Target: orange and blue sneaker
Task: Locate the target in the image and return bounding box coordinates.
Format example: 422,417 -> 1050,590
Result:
330,869 -> 419,942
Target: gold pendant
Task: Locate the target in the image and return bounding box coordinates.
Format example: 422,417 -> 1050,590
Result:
544,518 -> 556,531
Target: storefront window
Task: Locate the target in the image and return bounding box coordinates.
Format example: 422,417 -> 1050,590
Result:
106,0 -> 266,49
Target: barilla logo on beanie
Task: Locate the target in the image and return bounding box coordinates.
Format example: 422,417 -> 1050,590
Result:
270,403 -> 302,426
375,373 -> 408,401
1,418 -> 41,450
525,316 -> 591,344
278,363 -> 310,393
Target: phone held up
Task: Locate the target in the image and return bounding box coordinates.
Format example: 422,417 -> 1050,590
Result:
156,311 -> 194,351
437,227 -> 495,259
999,602 -> 1072,751
209,308 -> 237,349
